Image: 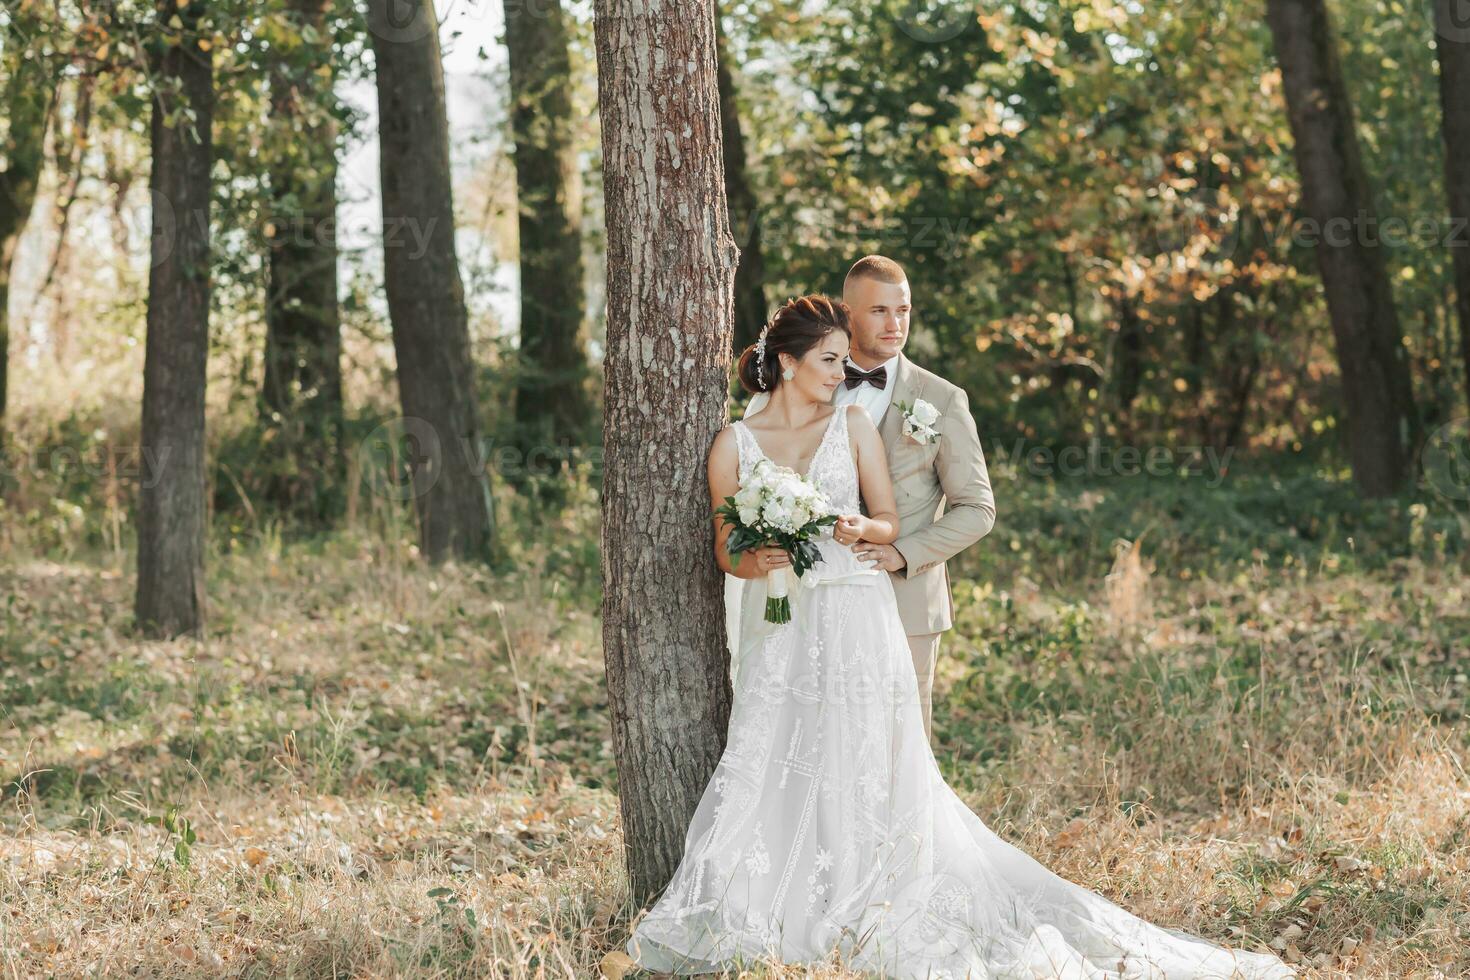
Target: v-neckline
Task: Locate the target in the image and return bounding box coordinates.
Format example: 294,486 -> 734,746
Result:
740,408 -> 841,481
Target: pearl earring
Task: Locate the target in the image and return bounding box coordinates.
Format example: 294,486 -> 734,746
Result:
783,367 -> 795,381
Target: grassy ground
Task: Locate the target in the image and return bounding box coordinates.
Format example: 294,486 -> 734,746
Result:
1,466 -> 1468,977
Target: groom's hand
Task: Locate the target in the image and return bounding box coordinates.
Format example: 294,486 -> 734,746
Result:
853,541 -> 906,572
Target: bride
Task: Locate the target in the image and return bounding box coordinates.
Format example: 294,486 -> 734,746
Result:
624,295 -> 1296,979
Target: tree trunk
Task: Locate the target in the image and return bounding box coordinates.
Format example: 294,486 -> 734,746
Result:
503,0 -> 589,471
366,0 -> 493,562
1265,0 -> 1420,496
136,12 -> 214,637
716,6 -> 767,352
261,0 -> 344,522
594,0 -> 739,905
1433,0 -> 1470,415
1114,295 -> 1144,414
0,9 -> 52,440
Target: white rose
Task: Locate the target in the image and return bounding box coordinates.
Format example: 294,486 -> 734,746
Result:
911,399 -> 940,426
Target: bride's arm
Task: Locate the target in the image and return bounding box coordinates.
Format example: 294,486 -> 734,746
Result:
708,427 -> 791,579
839,405 -> 900,545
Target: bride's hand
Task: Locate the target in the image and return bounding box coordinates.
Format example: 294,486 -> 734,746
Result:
746,546 -> 792,578
833,515 -> 867,547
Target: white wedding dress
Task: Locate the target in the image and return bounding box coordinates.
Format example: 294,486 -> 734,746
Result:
626,406 -> 1297,979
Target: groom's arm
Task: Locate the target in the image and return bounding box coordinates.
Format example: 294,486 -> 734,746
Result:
891,386 -> 996,579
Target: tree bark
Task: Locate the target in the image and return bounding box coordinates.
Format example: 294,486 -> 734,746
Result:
1433,0 -> 1470,415
136,11 -> 214,637
503,0 -> 589,470
366,0 -> 493,562
594,0 -> 739,905
261,0 -> 344,522
716,6 -> 767,352
1265,0 -> 1421,496
0,8 -> 52,439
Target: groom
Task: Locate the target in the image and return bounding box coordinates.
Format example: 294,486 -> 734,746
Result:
839,255 -> 996,743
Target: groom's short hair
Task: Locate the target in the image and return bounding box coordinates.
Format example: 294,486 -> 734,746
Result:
845,254 -> 907,288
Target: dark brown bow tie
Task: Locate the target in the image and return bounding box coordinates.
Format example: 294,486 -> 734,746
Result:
844,363 -> 887,390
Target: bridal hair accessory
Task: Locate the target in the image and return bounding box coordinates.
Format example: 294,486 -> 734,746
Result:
754,321 -> 772,390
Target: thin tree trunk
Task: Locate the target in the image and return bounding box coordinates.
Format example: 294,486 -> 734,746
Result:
1433,0 -> 1470,414
1203,283 -> 1238,449
1107,294 -> 1143,445
1223,327 -> 1264,452
1265,0 -> 1420,496
34,76 -> 95,372
136,10 -> 214,637
1114,295 -> 1143,412
261,0 -> 344,521
366,0 -> 493,562
717,6 -> 767,352
504,0 -> 589,468
0,10 -> 52,440
594,0 -> 739,905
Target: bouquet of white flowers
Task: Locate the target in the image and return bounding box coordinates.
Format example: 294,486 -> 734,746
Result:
715,457 -> 838,623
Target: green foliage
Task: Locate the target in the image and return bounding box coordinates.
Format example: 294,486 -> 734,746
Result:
723,0 -> 1460,453
144,804 -> 197,868
407,887 -> 479,970
950,457 -> 1468,594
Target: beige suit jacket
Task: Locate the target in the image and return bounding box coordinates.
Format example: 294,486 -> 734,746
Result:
872,354 -> 996,635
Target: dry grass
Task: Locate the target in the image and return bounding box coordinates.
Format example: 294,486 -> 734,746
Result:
1,534 -> 1467,978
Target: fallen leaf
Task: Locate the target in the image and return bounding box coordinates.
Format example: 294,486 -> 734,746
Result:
600,951 -> 635,979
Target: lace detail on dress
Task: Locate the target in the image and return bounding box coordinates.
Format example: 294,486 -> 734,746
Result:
733,408 -> 867,584
733,406 -> 857,515
806,406 -> 859,517
731,420 -> 764,485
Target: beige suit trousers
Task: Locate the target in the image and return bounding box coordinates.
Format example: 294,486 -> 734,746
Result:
906,631 -> 942,742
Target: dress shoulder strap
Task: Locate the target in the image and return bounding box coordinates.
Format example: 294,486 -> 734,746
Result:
833,402 -> 853,439
831,404 -> 858,461
730,421 -> 760,480
827,405 -> 863,509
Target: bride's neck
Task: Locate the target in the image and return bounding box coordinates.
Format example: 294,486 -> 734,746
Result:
762,387 -> 827,427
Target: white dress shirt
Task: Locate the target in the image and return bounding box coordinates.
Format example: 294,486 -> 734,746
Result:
834,354 -> 899,425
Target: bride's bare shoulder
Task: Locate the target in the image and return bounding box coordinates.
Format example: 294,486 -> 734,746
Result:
843,403 -> 878,435
710,423 -> 744,460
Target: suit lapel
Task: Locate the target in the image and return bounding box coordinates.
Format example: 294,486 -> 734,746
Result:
880,354 -> 916,461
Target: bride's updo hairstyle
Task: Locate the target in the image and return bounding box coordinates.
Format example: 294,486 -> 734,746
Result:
736,295 -> 850,395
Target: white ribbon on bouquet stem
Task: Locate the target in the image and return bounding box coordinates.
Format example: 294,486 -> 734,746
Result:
767,559 -> 882,622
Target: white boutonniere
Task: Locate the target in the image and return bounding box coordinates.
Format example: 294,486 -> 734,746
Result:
896,398 -> 941,445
